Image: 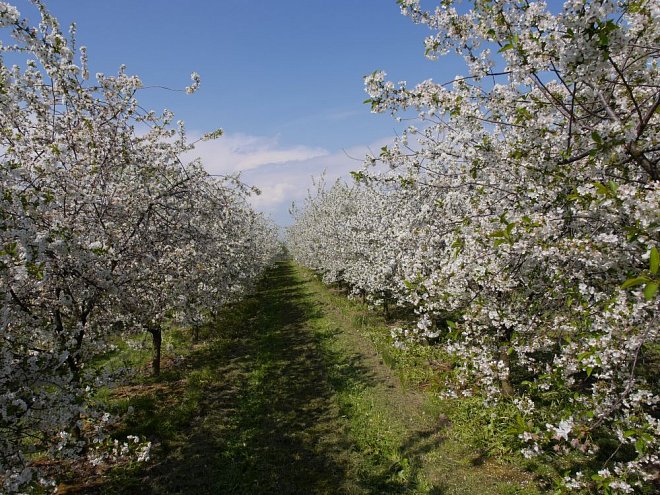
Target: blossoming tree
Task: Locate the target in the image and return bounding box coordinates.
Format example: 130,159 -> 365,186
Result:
289,0 -> 658,492
0,1 -> 277,491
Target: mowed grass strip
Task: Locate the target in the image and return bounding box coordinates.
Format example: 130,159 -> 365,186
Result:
64,260 -> 541,494
298,264 -> 542,495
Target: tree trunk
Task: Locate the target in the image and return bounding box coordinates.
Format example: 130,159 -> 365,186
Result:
498,346 -> 514,397
150,326 -> 162,377
53,302 -> 87,442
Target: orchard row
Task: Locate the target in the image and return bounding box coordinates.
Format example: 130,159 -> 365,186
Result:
288,1 -> 659,493
0,2 -> 278,491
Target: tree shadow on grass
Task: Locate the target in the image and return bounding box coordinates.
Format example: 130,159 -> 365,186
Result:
95,261 -> 383,494
67,261 -> 461,494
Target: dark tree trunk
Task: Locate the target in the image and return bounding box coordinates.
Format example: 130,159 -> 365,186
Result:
53,299 -> 90,443
150,326 -> 162,377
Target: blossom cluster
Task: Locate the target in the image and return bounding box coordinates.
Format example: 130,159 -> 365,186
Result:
0,2 -> 278,492
289,1 -> 658,492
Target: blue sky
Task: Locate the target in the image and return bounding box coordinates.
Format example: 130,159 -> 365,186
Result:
11,0 -> 466,224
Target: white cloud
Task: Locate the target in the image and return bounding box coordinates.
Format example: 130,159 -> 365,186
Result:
186,131 -> 392,226
188,132 -> 328,175
238,138 -> 392,226
250,182 -> 298,209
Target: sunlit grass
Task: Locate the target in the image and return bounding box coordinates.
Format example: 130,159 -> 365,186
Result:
62,260 -> 544,494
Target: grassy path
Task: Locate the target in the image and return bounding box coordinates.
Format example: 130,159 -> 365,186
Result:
84,260 -> 539,494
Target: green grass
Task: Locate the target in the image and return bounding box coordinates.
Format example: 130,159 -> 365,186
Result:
59,260 -> 544,494
301,267 -> 542,495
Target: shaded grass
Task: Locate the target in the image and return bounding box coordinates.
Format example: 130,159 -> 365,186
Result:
61,260 -> 543,494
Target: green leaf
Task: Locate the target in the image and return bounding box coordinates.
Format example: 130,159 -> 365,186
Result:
643,282 -> 658,300
650,246 -> 659,275
400,177 -> 415,188
621,276 -> 649,289
640,432 -> 654,442
350,171 -> 365,182
379,146 -> 391,160
607,180 -> 618,193
498,43 -> 514,53
594,181 -> 608,195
